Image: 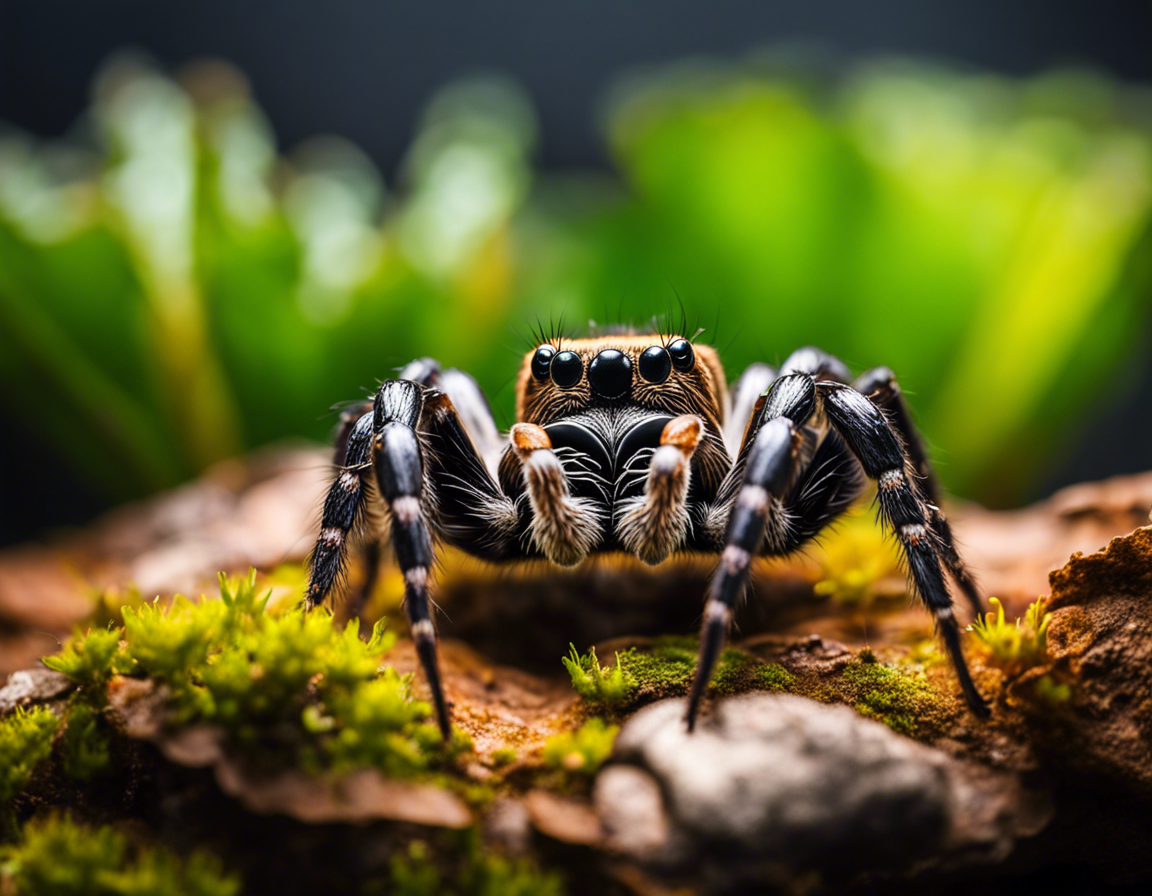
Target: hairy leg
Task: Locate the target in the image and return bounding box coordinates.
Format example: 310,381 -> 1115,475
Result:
510,423 -> 604,567
306,379 -> 522,739
854,367 -> 982,617
616,415 -> 703,565
821,382 -> 989,717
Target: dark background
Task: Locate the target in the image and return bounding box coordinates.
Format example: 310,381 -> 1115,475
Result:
2,0 -> 1150,544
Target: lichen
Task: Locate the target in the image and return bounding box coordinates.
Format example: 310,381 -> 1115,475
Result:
0,815 -> 240,896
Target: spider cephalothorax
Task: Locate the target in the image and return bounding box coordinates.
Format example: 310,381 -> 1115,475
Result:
305,335 -> 989,738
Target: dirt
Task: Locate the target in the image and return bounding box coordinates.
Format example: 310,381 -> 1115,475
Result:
3,449 -> 1152,894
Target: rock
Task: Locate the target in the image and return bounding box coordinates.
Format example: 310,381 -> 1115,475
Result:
1041,526 -> 1152,793
596,695 -> 1049,886
104,674 -> 473,829
0,666 -> 74,713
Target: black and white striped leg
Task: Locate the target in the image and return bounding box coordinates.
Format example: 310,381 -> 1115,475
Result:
854,367 -> 983,618
305,411 -> 375,609
820,383 -> 989,717
686,417 -> 799,730
703,372 -> 819,542
370,381 -> 452,739
329,359 -> 441,610
325,402 -> 380,617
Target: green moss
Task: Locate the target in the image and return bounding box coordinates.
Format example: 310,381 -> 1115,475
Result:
615,637 -> 793,702
753,662 -> 797,692
386,835 -> 564,896
41,570 -> 454,781
541,719 -> 618,778
620,639 -> 697,695
561,644 -> 636,707
0,706 -> 59,805
42,627 -> 127,692
0,815 -> 240,896
1033,673 -> 1072,704
489,748 -> 518,768
837,661 -> 934,736
968,596 -> 1052,675
811,506 -> 906,606
60,702 -> 111,782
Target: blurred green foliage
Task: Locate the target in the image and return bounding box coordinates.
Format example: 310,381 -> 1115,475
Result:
2,53 -> 1151,508
1,814 -> 241,896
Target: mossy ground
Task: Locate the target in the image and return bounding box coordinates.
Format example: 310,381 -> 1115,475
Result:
563,637 -> 797,716
1,815 -> 241,896
0,571 -> 523,894
1,537 -> 1055,894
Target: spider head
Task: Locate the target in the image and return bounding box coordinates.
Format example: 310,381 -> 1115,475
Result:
516,335 -> 728,427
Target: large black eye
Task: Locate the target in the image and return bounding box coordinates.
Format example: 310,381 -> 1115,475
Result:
550,350 -> 583,388
531,346 -> 555,382
588,349 -> 633,398
668,339 -> 695,371
638,345 -> 671,384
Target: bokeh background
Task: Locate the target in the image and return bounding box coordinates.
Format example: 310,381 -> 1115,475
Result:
2,0 -> 1151,546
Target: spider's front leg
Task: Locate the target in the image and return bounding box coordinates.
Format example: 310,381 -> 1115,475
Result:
686,374 -> 818,729
305,379 -> 519,740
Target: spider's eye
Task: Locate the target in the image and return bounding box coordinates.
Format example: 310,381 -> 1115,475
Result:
531,346 -> 556,382
668,339 -> 695,371
638,345 -> 671,384
550,350 -> 583,388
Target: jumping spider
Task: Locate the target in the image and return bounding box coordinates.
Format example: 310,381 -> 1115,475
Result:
304,334 -> 989,738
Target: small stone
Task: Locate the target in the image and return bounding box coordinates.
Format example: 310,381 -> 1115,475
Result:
594,765 -> 675,860
0,667 -> 74,713
606,695 -> 949,874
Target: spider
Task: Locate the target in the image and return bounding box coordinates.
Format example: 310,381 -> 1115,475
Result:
303,333 -> 989,739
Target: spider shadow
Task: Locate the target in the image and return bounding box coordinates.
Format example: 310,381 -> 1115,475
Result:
428,552 -> 818,672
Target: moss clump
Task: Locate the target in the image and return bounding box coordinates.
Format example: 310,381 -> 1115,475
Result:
0,814 -> 240,896
42,627 -> 127,693
836,661 -> 934,736
968,596 -> 1052,676
562,644 -> 636,708
41,570 -> 452,780
541,719 -> 618,778
615,637 -> 793,703
489,748 -> 518,768
386,836 -> 564,896
753,662 -> 797,692
1033,674 -> 1072,704
0,706 -> 60,805
60,702 -> 111,782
